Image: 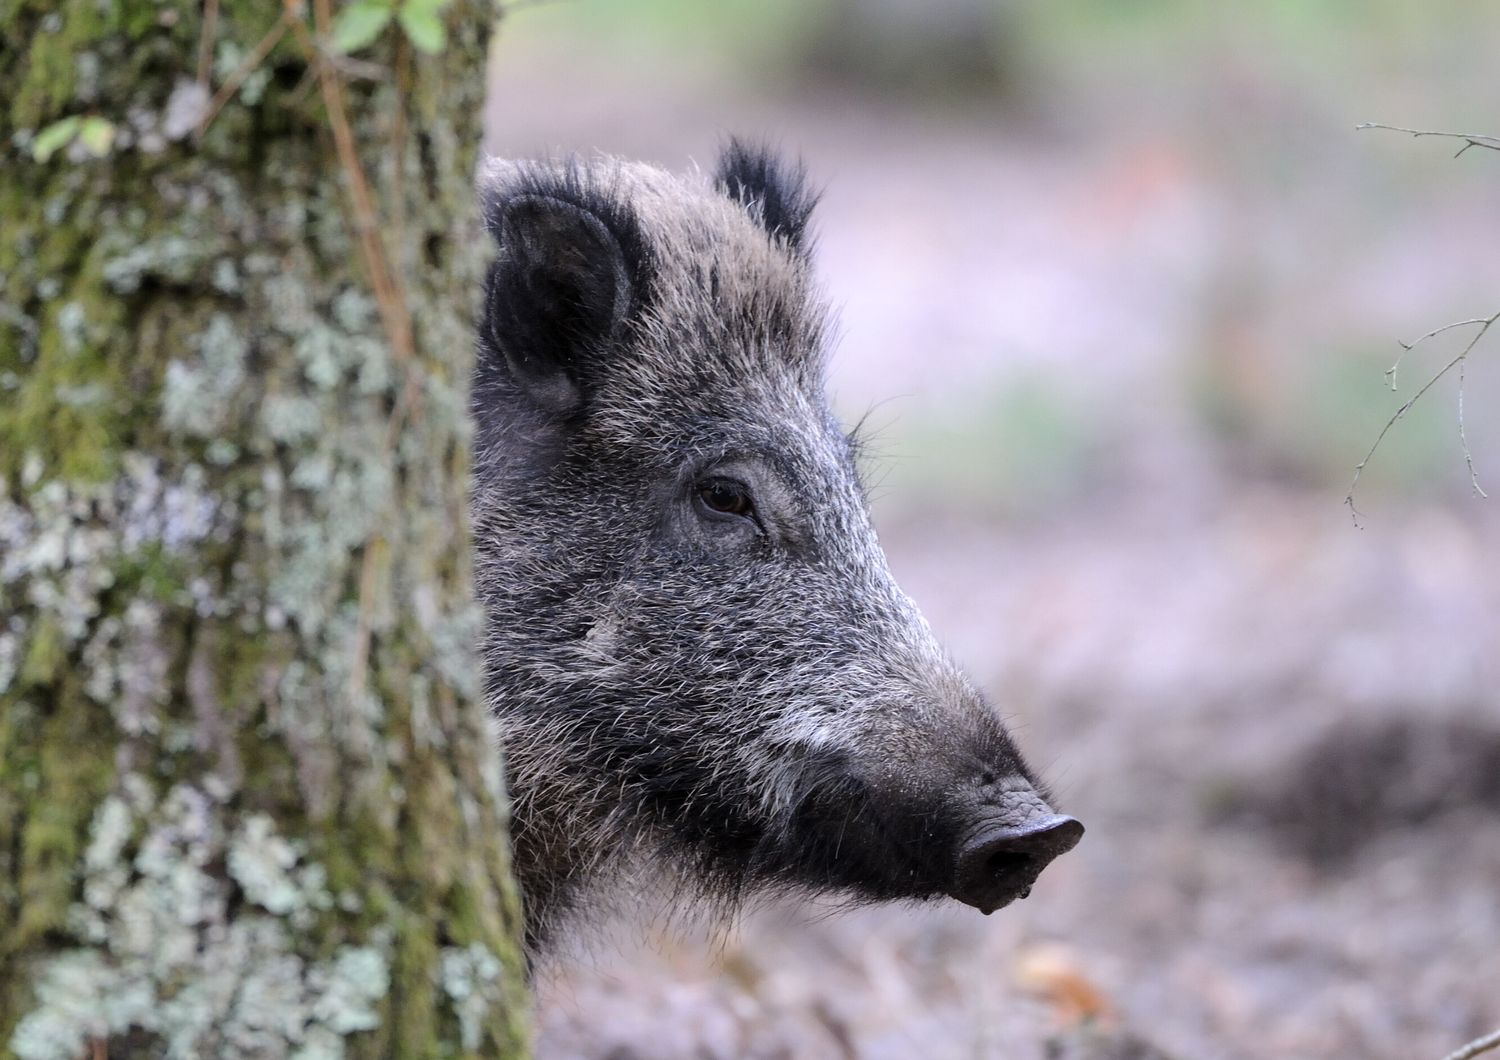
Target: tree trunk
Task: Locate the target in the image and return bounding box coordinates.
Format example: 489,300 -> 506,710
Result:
0,2 -> 527,1056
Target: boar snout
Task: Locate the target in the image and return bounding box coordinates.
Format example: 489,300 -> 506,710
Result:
950,811 -> 1084,915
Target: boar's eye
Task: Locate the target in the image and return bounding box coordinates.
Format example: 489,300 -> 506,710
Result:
694,477 -> 758,526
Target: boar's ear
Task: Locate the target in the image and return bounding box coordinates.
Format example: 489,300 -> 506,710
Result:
715,138 -> 820,254
482,175 -> 647,417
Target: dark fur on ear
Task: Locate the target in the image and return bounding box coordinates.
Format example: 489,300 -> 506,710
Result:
714,138 -> 820,252
479,160 -> 655,417
480,160 -> 654,290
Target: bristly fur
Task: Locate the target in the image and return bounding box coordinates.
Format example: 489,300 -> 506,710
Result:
714,137 -> 821,252
472,145 -> 1069,958
479,157 -> 656,298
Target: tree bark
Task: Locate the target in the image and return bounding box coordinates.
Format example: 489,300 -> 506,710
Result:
0,1 -> 527,1056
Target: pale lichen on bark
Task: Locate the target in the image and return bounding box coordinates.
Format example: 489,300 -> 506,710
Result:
11,787 -> 392,1060
1,1 -> 526,1056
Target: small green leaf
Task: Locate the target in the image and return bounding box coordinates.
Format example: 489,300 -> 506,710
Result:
331,0 -> 394,54
32,116 -> 80,163
77,117 -> 115,157
396,2 -> 445,53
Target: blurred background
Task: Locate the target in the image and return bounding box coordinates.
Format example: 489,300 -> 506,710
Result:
484,3 -> 1500,1057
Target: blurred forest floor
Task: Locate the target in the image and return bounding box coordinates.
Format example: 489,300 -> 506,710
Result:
485,6 -> 1500,1056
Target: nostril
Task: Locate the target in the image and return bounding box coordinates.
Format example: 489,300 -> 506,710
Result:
984,815 -> 1085,861
983,849 -> 1032,877
949,814 -> 1084,915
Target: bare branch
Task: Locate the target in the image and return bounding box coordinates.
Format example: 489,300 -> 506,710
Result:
1458,349 -> 1488,498
1388,317 -> 1493,391
1345,310 -> 1499,525
1357,122 -> 1500,157
1349,119 -> 1500,523
1441,1028 -> 1500,1060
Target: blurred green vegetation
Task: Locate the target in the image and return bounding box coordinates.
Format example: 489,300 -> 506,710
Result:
851,374 -> 1101,518
1190,342 -> 1461,494
512,0 -> 1500,117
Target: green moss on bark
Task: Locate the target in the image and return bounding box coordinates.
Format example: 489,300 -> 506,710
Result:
1,2 -> 527,1056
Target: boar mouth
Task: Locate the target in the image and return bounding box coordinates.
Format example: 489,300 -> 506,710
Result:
747,749 -> 1084,913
